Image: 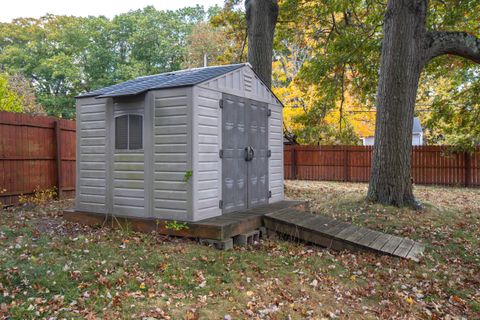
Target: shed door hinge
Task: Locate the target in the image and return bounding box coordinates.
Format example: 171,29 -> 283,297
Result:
219,200 -> 223,209
268,191 -> 272,198
219,99 -> 224,109
267,150 -> 271,158
267,109 -> 272,117
219,149 -> 223,158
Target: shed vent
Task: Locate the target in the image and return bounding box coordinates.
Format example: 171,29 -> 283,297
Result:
244,73 -> 253,92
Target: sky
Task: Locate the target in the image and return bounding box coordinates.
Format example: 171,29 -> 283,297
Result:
0,0 -> 225,22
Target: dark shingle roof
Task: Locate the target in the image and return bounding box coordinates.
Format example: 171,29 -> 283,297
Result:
79,63 -> 246,98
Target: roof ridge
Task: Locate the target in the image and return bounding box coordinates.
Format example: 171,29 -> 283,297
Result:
78,63 -> 249,99
136,63 -> 247,79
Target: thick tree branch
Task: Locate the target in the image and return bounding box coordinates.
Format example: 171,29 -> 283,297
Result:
424,31 -> 480,64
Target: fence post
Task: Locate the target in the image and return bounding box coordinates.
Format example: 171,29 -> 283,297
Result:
343,148 -> 349,182
464,152 -> 472,188
292,146 -> 297,180
54,120 -> 63,199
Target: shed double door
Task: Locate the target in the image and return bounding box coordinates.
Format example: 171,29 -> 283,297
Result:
222,93 -> 269,214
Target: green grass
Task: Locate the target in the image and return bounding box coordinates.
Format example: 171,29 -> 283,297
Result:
0,181 -> 479,319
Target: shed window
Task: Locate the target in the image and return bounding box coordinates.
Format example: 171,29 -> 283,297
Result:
115,114 -> 143,150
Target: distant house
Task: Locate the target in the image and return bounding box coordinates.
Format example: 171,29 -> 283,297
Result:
362,117 -> 423,146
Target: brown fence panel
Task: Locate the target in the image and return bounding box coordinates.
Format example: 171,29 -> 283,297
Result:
285,145 -> 480,187
0,111 -> 76,205
2,113 -> 479,206
472,150 -> 480,186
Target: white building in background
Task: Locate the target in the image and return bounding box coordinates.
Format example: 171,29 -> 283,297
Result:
362,117 -> 424,146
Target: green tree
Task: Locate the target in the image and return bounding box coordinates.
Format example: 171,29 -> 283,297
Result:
210,0 -> 248,64
0,6 -> 210,118
183,22 -> 226,68
0,15 -> 83,118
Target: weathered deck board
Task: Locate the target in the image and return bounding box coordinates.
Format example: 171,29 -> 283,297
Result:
356,230 -> 383,247
405,243 -> 425,262
335,225 -> 358,239
344,227 -> 371,243
393,238 -> 416,258
264,210 -> 424,261
369,233 -> 392,251
380,236 -> 404,254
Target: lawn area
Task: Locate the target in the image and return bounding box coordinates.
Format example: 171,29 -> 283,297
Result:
0,181 -> 479,319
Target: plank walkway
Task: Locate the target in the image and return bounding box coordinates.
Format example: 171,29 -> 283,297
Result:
65,200 -> 424,261
263,208 -> 424,261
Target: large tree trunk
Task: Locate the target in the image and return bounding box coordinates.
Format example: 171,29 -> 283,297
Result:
245,0 -> 278,88
367,0 -> 480,207
367,0 -> 427,207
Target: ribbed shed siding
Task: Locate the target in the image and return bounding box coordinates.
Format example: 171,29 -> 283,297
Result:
268,104 -> 284,202
112,153 -> 145,216
153,87 -> 192,221
192,87 -> 222,220
76,97 -> 107,213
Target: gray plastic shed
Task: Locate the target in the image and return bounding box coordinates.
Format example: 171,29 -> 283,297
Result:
75,63 -> 284,222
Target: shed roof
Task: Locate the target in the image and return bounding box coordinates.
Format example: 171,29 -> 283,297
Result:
78,63 -> 248,99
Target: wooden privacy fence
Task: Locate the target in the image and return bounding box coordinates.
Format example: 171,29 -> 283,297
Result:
285,145 -> 480,187
0,111 -> 76,205
1,110 -> 479,206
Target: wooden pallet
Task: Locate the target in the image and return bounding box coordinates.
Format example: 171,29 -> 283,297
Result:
263,208 -> 424,261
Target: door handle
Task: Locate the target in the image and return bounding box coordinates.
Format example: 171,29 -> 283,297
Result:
244,146 -> 254,161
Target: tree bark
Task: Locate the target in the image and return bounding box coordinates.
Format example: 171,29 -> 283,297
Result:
424,31 -> 480,63
367,0 -> 480,208
245,0 -> 279,88
367,0 -> 428,207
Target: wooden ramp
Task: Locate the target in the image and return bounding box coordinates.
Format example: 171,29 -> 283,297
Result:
263,208 -> 424,261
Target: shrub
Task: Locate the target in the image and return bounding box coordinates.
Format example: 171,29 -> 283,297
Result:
18,186 -> 57,207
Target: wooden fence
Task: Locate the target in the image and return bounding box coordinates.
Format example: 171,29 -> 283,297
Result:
284,145 -> 480,187
1,110 -> 479,206
0,111 -> 76,205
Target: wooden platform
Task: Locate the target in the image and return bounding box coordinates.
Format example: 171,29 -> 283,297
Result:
263,208 -> 424,261
64,200 -> 424,261
63,200 -> 305,241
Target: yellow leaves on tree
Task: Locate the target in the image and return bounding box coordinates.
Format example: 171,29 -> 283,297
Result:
0,72 -> 44,115
273,64 -> 376,142
0,73 -> 24,113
